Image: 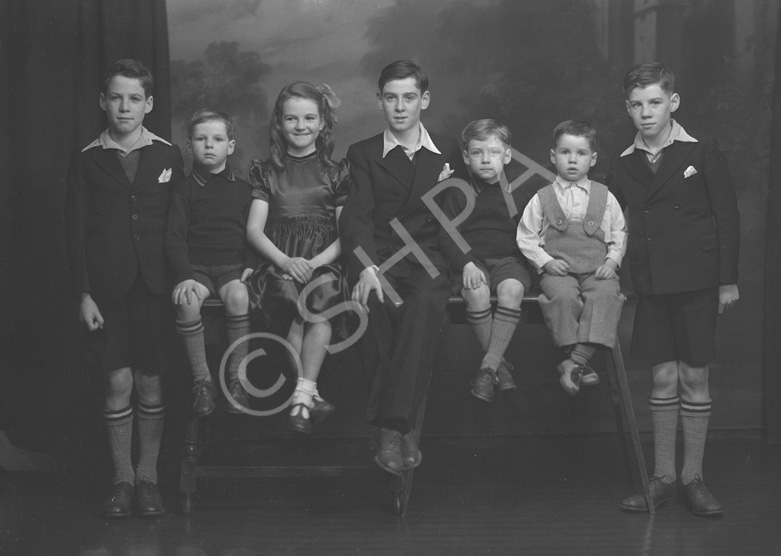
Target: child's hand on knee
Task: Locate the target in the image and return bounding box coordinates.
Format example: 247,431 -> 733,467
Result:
172,279 -> 203,306
595,259 -> 619,280
543,259 -> 569,276
462,262 -> 487,290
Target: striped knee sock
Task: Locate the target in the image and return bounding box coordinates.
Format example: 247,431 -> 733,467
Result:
176,318 -> 210,383
104,405 -> 134,485
680,398 -> 712,485
650,396 -> 679,483
135,401 -> 165,484
466,307 -> 492,351
482,306 -> 521,372
225,313 -> 251,383
570,343 -> 596,366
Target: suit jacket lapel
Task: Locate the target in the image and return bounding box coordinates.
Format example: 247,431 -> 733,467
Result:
133,144 -> 166,190
646,142 -> 694,201
376,145 -> 415,190
410,147 -> 442,198
92,148 -> 133,190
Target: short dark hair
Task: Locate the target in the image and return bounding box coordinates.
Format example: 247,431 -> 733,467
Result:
378,60 -> 429,94
552,120 -> 598,152
103,59 -> 154,98
622,62 -> 675,97
187,108 -> 235,140
462,119 -> 512,148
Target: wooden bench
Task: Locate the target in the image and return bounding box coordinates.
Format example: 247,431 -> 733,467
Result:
179,294 -> 653,516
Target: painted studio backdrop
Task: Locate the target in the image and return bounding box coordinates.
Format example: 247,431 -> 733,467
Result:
0,0 -> 777,458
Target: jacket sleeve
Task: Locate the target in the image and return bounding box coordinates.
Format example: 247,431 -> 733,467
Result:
339,143 -> 377,278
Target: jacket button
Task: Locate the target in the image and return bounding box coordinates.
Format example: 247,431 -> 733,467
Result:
643,208 -> 650,214
556,218 -> 563,225
587,220 -> 595,227
673,203 -> 681,210
134,235 -> 140,241
132,214 -> 139,221
647,235 -> 653,241
131,195 -> 137,202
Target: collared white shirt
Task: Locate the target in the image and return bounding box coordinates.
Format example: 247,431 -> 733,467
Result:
82,126 -> 172,156
382,122 -> 441,160
620,119 -> 698,163
516,176 -> 627,272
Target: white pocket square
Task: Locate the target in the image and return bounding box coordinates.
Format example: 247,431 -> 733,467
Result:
438,163 -> 455,182
683,165 -> 697,179
158,168 -> 173,183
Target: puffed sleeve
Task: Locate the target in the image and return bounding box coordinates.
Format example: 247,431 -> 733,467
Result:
332,157 -> 352,207
247,159 -> 271,201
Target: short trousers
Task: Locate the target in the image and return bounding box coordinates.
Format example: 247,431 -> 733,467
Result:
452,255 -> 533,295
631,287 -> 719,368
192,263 -> 244,296
86,278 -> 173,374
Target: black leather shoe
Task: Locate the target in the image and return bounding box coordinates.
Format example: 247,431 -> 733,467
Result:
374,428 -> 403,476
309,395 -> 335,423
471,368 -> 497,403
621,476 -> 677,512
134,480 -> 165,517
400,429 -> 422,470
192,379 -> 216,417
103,482 -> 133,518
495,360 -> 517,392
681,475 -> 723,517
226,379 -> 249,414
288,404 -> 312,435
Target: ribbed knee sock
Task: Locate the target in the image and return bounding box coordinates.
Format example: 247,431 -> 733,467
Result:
135,401 -> 165,484
104,405 -> 134,485
176,318 -> 210,383
482,306 -> 521,371
466,307 -> 492,351
570,343 -> 596,365
680,398 -> 711,485
650,396 -> 679,483
225,313 -> 251,383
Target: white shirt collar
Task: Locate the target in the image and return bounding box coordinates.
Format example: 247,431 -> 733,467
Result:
620,119 -> 697,157
82,126 -> 171,154
382,122 -> 441,159
553,175 -> 591,193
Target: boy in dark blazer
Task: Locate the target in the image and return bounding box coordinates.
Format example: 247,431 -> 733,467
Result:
65,59 -> 184,518
339,60 -> 467,476
609,62 -> 739,517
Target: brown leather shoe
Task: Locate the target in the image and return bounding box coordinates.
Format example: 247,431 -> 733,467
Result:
495,360 -> 518,392
681,475 -> 723,517
471,368 -> 497,403
103,482 -> 133,518
192,379 -> 216,417
620,476 -> 677,512
225,379 -> 249,414
134,480 -> 165,517
400,429 -> 422,470
373,428 -> 403,476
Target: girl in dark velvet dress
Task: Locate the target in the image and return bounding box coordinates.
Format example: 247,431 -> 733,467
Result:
246,82 -> 352,434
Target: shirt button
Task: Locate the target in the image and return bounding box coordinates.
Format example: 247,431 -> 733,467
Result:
132,214 -> 139,221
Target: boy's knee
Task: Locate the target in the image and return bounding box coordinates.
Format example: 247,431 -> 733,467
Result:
222,281 -> 249,314
462,283 -> 490,308
497,280 -> 524,306
651,361 -> 679,389
105,368 -> 134,398
175,302 -> 201,322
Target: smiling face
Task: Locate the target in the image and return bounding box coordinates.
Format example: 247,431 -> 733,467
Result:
550,133 -> 597,183
464,135 -> 511,184
625,83 -> 680,144
280,97 -> 324,157
377,77 -> 430,137
99,75 -> 153,142
189,119 -> 235,173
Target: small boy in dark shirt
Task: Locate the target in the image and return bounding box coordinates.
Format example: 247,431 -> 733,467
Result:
440,119 -> 533,403
165,109 -> 255,416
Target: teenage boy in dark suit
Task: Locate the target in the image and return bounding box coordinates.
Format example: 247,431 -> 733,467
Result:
66,59 -> 185,518
339,60 -> 467,476
609,62 -> 740,517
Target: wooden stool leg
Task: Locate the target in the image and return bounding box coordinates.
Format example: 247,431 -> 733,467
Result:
608,340 -> 655,515
180,413 -> 200,515
603,350 -> 633,482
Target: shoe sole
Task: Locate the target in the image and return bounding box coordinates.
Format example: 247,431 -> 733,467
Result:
194,404 -> 215,417
470,389 -> 494,403
311,406 -> 335,424
373,455 -> 403,476
495,383 -> 518,392
103,510 -> 130,519
620,497 -> 677,512
137,509 -> 166,517
683,499 -> 724,517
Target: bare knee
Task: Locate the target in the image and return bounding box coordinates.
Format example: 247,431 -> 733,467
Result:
176,299 -> 203,322
105,367 -> 133,407
651,361 -> 679,397
462,283 -> 490,310
679,363 -> 709,398
134,371 -> 163,405
496,280 -> 524,308
221,280 -> 249,315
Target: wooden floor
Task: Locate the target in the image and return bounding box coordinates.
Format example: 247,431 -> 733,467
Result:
1,433 -> 780,556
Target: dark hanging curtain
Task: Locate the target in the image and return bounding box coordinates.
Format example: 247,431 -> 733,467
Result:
766,5 -> 781,445
0,0 -> 173,459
